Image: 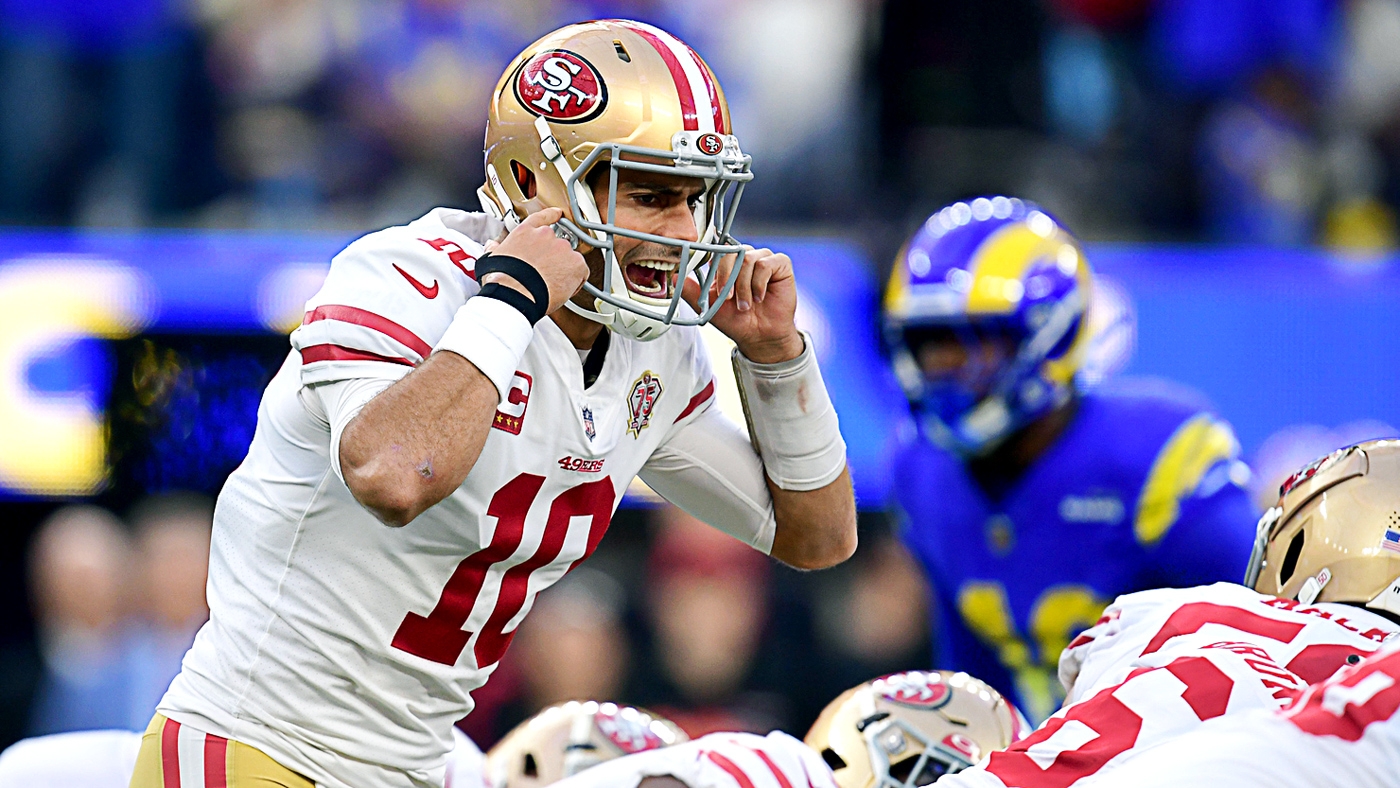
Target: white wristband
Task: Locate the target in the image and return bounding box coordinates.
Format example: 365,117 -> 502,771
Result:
732,332 -> 847,491
434,296 -> 534,401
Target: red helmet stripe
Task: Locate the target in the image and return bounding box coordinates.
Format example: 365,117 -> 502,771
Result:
687,47 -> 725,133
614,22 -> 700,131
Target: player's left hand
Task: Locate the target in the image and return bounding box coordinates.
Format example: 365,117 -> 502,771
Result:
682,245 -> 804,364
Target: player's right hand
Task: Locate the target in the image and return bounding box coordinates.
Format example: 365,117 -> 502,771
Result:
488,207 -> 589,315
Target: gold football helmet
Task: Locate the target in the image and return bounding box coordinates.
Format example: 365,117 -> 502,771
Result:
805,670 -> 1029,788
479,19 -> 753,341
1245,439 -> 1400,617
486,701 -> 687,788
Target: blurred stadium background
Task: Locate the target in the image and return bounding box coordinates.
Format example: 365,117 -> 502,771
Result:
2,0 -> 1400,751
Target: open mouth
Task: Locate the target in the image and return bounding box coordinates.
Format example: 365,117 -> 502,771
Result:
623,260 -> 678,299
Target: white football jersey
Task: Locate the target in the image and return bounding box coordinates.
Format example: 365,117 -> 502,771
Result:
1081,638 -> 1400,788
159,208 -> 775,788
0,730 -> 141,788
936,583 -> 1398,788
447,728 -> 489,788
548,731 -> 837,788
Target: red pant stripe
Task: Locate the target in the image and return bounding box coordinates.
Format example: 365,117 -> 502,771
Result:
204,733 -> 229,788
160,718 -> 182,788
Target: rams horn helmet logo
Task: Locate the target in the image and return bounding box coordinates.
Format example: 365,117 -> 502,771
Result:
514,49 -> 607,123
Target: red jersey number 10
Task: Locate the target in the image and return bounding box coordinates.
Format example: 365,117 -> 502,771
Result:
391,472 -> 614,667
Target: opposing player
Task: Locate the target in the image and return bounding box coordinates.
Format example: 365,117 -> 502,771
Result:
133,19 -> 855,788
486,701 -> 686,788
884,197 -> 1258,720
537,671 -> 1026,788
1079,638 -> 1400,788
933,439 -> 1400,788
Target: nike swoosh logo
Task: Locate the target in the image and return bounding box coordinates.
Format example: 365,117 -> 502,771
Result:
393,264 -> 439,299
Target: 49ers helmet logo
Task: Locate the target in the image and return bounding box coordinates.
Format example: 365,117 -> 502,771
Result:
873,671 -> 953,710
514,49 -> 607,123
594,707 -> 665,754
697,133 -> 724,156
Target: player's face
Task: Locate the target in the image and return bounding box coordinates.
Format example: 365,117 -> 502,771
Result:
906,326 -> 1017,399
587,166 -> 705,300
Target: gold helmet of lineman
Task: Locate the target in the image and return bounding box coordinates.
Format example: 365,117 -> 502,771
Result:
479,19 -> 753,342
486,701 -> 688,788
1246,439 -> 1400,617
805,671 -> 1030,788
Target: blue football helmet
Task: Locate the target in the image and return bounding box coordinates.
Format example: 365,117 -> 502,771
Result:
884,197 -> 1093,456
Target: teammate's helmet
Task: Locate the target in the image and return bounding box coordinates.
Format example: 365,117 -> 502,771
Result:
479,20 -> 752,341
1245,439 -> 1400,618
486,701 -> 687,788
883,198 -> 1093,455
804,670 -> 1030,788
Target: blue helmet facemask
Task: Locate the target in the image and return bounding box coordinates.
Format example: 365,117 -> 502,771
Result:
889,292 -> 1084,457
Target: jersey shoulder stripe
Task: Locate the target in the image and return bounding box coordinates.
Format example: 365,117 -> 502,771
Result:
706,750 -> 758,788
300,344 -> 414,367
291,210 -> 487,386
748,748 -> 795,788
677,379 -> 716,422
304,304 -> 433,358
1134,412 -> 1241,547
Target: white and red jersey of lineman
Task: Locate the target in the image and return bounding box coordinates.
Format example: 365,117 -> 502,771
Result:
446,728 -> 489,788
547,731 -> 837,788
1081,638 -> 1400,788
936,582 -> 1398,788
158,208 -> 774,788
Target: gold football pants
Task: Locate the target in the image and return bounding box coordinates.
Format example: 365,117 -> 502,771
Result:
130,715 -> 314,788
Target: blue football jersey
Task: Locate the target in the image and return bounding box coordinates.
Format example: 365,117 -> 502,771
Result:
894,379 -> 1259,722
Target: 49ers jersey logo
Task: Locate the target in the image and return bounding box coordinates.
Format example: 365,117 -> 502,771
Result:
873,671 -> 953,710
626,371 -> 663,437
514,50 -> 607,123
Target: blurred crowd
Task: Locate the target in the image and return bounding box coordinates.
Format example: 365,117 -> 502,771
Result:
0,0 -> 868,231
459,507 -> 931,749
22,494 -> 211,737
879,0 -> 1400,250
10,495 -> 929,751
5,0 -> 1400,246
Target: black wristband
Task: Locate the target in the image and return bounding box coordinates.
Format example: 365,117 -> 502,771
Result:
476,253 -> 551,316
478,282 -> 546,326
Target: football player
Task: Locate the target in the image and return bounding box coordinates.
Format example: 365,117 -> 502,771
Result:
131,19 -> 855,788
931,439 -> 1400,788
804,670 -> 1027,787
1073,637 -> 1400,788
485,701 -> 686,788
884,197 -> 1259,721
534,671 -> 1026,788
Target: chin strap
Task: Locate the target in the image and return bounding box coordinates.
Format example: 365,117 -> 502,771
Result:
563,298 -> 615,326
536,116 -> 669,339
535,116 -> 607,245
478,163 -> 520,230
